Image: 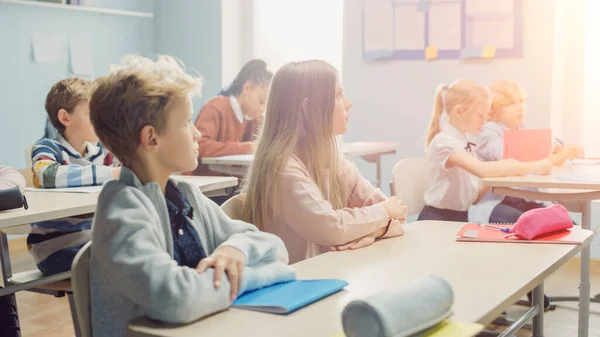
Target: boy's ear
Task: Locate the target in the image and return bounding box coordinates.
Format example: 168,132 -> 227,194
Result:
57,109 -> 71,128
139,125 -> 159,152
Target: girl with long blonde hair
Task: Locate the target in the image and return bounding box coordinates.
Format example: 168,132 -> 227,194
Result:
242,60 -> 406,263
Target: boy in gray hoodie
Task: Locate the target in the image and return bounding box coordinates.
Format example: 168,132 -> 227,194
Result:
88,55 -> 294,337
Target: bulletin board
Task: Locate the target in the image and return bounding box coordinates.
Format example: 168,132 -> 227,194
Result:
363,0 -> 523,61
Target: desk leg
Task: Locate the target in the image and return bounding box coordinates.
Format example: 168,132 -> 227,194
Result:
579,200 -> 592,337
532,282 -> 545,337
0,232 -> 13,287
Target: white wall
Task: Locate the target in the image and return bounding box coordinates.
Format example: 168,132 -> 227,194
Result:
221,0 -> 247,87
583,0 -> 599,155
555,0 -> 585,147
154,0 -> 222,115
252,0 -> 343,73
0,0 -> 154,169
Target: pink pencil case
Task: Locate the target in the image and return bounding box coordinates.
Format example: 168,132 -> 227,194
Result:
509,204 -> 573,240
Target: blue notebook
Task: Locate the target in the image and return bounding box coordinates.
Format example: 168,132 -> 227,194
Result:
232,279 -> 348,314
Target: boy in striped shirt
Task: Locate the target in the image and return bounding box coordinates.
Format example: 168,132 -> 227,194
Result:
29,78 -> 120,276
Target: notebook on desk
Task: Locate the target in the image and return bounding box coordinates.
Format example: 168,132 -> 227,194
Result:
503,129 -> 553,162
456,223 -> 587,245
25,185 -> 103,194
570,159 -> 600,166
233,279 -> 348,314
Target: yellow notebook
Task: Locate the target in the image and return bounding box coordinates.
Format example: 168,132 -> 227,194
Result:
333,320 -> 483,337
421,321 -> 484,337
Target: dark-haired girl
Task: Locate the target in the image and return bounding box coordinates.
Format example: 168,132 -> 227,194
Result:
191,59 -> 272,176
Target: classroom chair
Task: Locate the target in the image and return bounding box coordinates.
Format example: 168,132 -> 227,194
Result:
71,242 -> 91,337
0,237 -> 80,336
390,158 -> 428,218
17,168 -> 33,189
221,193 -> 246,220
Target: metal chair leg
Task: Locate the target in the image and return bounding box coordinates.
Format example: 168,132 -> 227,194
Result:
68,292 -> 82,337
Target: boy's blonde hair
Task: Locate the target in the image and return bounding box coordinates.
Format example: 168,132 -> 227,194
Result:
45,78 -> 92,134
488,80 -> 526,120
426,80 -> 491,148
89,55 -> 203,166
241,60 -> 346,232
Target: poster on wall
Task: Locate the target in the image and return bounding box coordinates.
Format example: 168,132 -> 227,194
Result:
363,0 -> 523,61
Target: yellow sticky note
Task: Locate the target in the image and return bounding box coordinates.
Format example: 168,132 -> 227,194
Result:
482,46 -> 496,58
331,333 -> 345,337
422,321 -> 484,337
425,46 -> 438,60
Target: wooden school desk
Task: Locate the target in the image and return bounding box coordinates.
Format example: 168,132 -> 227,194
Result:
0,175 -> 239,297
128,220 -> 592,337
482,162 -> 600,337
201,142 -> 399,188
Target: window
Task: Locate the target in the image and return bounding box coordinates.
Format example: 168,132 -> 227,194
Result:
584,0 -> 600,156
252,0 -> 344,73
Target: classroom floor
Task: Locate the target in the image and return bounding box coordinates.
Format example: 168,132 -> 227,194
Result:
3,237 -> 600,337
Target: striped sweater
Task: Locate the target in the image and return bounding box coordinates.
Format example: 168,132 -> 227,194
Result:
28,135 -> 119,268
32,135 -> 118,188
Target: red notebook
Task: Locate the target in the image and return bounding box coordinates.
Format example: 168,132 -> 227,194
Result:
503,129 -> 553,162
456,223 -> 588,245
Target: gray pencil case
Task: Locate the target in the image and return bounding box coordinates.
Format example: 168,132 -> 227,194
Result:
341,275 -> 454,337
0,186 -> 28,211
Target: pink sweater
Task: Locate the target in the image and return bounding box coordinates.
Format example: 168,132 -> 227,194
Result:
264,156 -> 404,263
0,166 -> 26,190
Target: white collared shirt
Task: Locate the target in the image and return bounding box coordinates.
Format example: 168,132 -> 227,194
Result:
424,124 -> 480,212
56,134 -> 101,159
229,95 -> 251,123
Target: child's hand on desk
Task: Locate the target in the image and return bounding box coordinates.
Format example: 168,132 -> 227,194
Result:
243,141 -> 255,153
196,246 -> 246,301
380,196 -> 408,221
552,146 -> 577,165
332,227 -> 387,251
565,145 -> 580,160
551,148 -> 571,166
536,159 -> 553,175
565,145 -> 584,159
